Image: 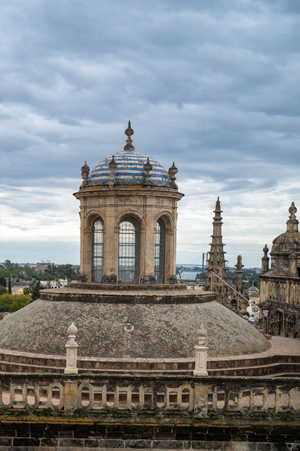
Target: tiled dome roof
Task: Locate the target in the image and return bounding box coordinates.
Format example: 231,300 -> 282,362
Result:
88,150 -> 170,185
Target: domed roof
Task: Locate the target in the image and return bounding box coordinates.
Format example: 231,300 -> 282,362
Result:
88,150 -> 170,185
88,121 -> 171,186
0,297 -> 269,359
272,202 -> 300,253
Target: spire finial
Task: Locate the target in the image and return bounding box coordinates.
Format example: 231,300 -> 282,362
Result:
80,161 -> 90,189
124,120 -> 134,151
289,202 -> 297,219
168,162 -> 178,189
287,202 -> 299,232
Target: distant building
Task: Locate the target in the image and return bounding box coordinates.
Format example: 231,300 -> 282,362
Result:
259,202 -> 300,338
36,261 -> 52,274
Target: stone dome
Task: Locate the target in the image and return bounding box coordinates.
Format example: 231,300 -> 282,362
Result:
88,150 -> 170,185
0,287 -> 270,361
272,202 -> 300,254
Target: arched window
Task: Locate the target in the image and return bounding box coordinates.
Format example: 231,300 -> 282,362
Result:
92,218 -> 104,282
118,217 -> 140,283
154,218 -> 166,283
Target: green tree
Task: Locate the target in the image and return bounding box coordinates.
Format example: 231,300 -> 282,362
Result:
8,276 -> 12,294
0,293 -> 31,312
0,276 -> 6,288
23,265 -> 39,280
30,280 -> 41,301
3,260 -> 11,269
0,285 -> 7,295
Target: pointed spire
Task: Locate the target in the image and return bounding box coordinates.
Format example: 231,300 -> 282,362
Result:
204,198 -> 228,300
287,202 -> 299,232
124,120 -> 134,151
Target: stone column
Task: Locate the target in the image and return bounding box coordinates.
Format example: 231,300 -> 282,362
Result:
194,326 -> 208,376
65,323 -> 79,374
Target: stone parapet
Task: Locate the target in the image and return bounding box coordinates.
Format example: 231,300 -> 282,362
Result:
0,373 -> 300,418
39,287 -> 214,304
68,282 -> 188,291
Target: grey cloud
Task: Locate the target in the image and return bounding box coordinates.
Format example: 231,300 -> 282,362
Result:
0,0 -> 299,265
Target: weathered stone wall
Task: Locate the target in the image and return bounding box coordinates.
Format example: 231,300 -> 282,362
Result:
0,421 -> 299,450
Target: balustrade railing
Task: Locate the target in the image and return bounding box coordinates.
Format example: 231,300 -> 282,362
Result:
0,374 -> 299,417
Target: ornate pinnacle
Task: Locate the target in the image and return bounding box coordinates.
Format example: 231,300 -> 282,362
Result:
287,202 -> 299,232
109,155 -> 117,170
168,162 -> 178,189
289,202 -> 297,220
80,161 -> 90,189
124,120 -> 134,151
263,244 -> 269,256
108,155 -> 117,188
144,158 -> 153,186
235,255 -> 244,271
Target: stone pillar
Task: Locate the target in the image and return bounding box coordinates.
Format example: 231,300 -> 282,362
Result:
261,244 -> 269,274
194,384 -> 208,418
194,326 -> 208,376
64,380 -> 78,413
65,323 -> 78,374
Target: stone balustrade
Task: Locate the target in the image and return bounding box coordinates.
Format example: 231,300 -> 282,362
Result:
0,373 -> 300,417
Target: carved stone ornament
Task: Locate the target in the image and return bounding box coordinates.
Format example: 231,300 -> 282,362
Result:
124,120 -> 134,151
108,156 -> 118,188
168,275 -> 178,284
101,274 -> 117,284
140,275 -> 156,284
168,162 -> 178,189
81,161 -> 90,188
78,273 -> 88,283
143,158 -> 153,186
289,201 -> 297,219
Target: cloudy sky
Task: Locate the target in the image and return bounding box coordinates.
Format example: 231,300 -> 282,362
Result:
0,0 -> 300,267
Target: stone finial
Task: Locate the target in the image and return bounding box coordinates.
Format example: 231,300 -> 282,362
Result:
236,255 -> 244,272
287,202 -> 299,232
143,158 -> 153,186
261,244 -> 270,274
67,322 -> 78,336
124,120 -> 134,151
168,162 -> 178,189
81,161 -> 90,188
65,322 -> 78,374
289,202 -> 297,219
194,325 -> 208,376
108,155 -> 118,188
197,325 -> 207,344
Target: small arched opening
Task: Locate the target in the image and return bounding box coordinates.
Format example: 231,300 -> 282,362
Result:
92,217 -> 104,282
154,218 -> 166,283
118,217 -> 140,283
